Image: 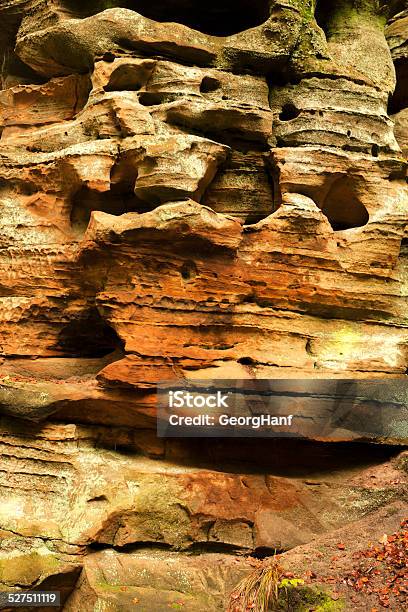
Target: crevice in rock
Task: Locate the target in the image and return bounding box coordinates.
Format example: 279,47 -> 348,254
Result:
70,159 -> 148,235
163,440 -> 401,476
158,113 -> 271,151
314,0 -> 377,38
399,237 -> 408,259
56,308 -> 125,358
265,152 -> 282,213
184,541 -> 248,554
250,546 -> 285,559
87,495 -> 108,503
58,0 -> 272,36
388,59 -> 408,114
87,531 -> 255,557
87,541 -> 174,553
0,10 -> 46,90
87,541 -> 255,559
314,0 -> 334,37
383,1 -> 406,18
1,47 -> 45,90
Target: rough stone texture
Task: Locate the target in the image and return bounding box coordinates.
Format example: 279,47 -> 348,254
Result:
0,0 -> 407,609
58,500 -> 408,611
393,107 -> 408,158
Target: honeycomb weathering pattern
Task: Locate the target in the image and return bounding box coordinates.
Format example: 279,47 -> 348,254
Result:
0,1 -> 407,610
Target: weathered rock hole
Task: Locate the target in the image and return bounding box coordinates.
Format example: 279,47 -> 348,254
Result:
70,186 -> 125,234
102,52 -> 116,63
200,76 -> 221,93
371,143 -> 380,157
279,104 -> 301,122
70,160 -> 147,234
138,92 -> 169,106
57,309 -> 125,358
388,167 -> 406,181
105,77 -> 142,92
238,356 -> 256,366
105,63 -> 154,91
180,260 -> 197,281
321,178 -> 369,231
59,0 -> 271,36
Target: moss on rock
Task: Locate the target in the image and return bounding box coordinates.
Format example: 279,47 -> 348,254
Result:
277,585 -> 345,611
0,552 -> 62,586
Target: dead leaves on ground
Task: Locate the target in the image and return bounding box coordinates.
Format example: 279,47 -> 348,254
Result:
342,519 -> 407,608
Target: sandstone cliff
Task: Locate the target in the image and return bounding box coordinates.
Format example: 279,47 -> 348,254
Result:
0,1 -> 407,610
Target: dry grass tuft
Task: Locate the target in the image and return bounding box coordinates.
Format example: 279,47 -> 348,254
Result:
228,561 -> 282,612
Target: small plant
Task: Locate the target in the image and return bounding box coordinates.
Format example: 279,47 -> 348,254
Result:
228,561 -> 282,612
278,578 -> 305,610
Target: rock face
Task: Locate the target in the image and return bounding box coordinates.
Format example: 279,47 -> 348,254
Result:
0,1 -> 407,610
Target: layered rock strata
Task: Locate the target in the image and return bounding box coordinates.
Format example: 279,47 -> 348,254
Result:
0,0 -> 407,609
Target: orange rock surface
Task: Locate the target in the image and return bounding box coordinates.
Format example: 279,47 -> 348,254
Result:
0,1 -> 406,609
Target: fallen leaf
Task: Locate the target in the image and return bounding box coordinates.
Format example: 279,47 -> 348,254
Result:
306,570 -> 317,579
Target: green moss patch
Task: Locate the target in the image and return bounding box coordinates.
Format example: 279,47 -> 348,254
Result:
277,585 -> 345,611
